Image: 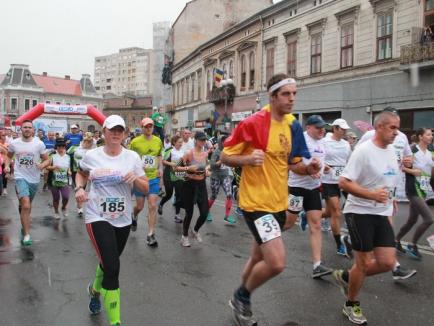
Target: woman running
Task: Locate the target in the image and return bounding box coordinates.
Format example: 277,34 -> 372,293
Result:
179,131 -> 209,247
46,138 -> 71,219
396,127 -> 434,259
75,115 -> 148,326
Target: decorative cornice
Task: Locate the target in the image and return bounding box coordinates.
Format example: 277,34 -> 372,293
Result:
203,58 -> 217,67
218,50 -> 235,60
306,18 -> 327,30
237,41 -> 257,52
283,28 -> 301,39
334,5 -> 360,19
264,36 -> 277,45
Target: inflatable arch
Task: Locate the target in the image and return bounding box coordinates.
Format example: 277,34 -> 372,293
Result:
15,103 -> 106,126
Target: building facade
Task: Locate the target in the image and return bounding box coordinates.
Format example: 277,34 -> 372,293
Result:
170,0 -> 434,136
0,64 -> 103,131
94,47 -> 154,97
153,22 -> 172,108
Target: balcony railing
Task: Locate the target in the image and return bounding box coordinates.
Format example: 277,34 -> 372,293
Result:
401,42 -> 434,65
209,84 -> 236,105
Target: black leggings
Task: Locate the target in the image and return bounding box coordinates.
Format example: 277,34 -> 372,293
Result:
2,163 -> 7,189
160,178 -> 183,214
182,179 -> 209,237
86,221 -> 130,290
396,196 -> 434,244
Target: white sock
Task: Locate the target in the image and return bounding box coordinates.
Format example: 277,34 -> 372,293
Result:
313,261 -> 321,269
393,261 -> 400,271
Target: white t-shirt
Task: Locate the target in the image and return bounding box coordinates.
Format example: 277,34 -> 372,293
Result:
51,153 -> 71,185
413,145 -> 434,176
170,147 -> 184,163
289,132 -> 326,190
181,138 -> 194,153
322,137 -> 351,184
342,140 -> 400,216
9,137 -> 47,183
74,147 -> 90,165
79,147 -> 145,227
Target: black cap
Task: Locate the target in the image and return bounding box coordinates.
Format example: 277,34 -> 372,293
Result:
306,115 -> 327,127
55,138 -> 66,148
194,131 -> 207,141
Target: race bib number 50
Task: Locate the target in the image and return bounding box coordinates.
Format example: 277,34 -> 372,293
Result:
99,196 -> 126,219
254,214 -> 281,243
142,155 -> 156,170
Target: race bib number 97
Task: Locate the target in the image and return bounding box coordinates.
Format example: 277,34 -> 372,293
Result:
288,194 -> 303,212
142,155 -> 156,170
99,196 -> 126,219
254,214 -> 281,243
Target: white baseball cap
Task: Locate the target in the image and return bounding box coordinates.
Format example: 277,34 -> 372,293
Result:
331,118 -> 350,130
103,115 -> 126,129
71,124 -> 79,129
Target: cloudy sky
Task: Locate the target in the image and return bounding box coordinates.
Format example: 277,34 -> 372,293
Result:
0,0 -> 188,79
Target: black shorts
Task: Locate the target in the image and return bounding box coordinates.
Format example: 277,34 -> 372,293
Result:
345,213 -> 395,252
242,210 -> 286,245
288,187 -> 322,214
321,183 -> 341,199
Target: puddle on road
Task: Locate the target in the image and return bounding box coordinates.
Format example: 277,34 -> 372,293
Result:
0,217 -> 35,265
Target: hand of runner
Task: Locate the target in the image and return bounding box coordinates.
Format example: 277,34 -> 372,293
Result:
372,187 -> 389,203
248,149 -> 265,166
307,157 -> 321,174
75,188 -> 88,203
323,165 -> 331,174
402,156 -> 412,168
36,163 -> 44,171
123,171 -> 139,185
4,165 -> 10,173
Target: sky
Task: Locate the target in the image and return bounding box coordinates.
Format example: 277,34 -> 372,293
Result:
0,0 -> 188,80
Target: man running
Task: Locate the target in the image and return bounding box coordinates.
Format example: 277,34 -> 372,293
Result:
334,110 -> 402,324
180,129 -> 194,152
65,124 -> 83,149
129,117 -> 163,247
42,131 -> 56,191
4,120 -> 49,245
222,74 -> 319,325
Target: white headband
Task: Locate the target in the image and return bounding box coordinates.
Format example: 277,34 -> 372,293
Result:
268,78 -> 296,94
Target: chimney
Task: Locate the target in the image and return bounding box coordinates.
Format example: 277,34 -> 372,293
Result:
65,75 -> 70,80
42,72 -> 48,76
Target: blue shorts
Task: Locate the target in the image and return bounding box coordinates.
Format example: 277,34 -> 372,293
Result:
133,177 -> 160,197
15,179 -> 39,202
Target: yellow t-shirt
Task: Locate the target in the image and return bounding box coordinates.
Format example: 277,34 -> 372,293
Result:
223,119 -> 292,212
128,135 -> 163,179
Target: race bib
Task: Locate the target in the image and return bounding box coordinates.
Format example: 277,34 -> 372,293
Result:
142,155 -> 157,170
288,194 -> 303,212
54,170 -> 68,182
99,196 -> 126,219
418,175 -> 432,192
387,187 -> 397,200
174,171 -> 186,178
331,166 -> 345,181
254,214 -> 281,243
18,154 -> 34,168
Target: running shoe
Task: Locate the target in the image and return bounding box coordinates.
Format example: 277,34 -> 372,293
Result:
336,244 -> 348,258
229,295 -> 257,326
206,213 -> 213,222
333,269 -> 348,297
427,234 -> 434,250
158,189 -> 165,198
157,204 -> 163,215
87,282 -> 102,315
21,234 -> 32,246
174,215 -> 183,223
180,235 -> 191,247
62,209 -> 68,218
131,217 -> 137,232
235,207 -> 243,217
392,266 -> 417,280
321,218 -> 331,232
147,234 -> 158,247
2,189 -> 8,196
395,241 -> 406,254
54,213 -> 61,220
342,302 -> 367,325
224,215 -> 236,225
312,263 -> 333,279
299,211 -> 307,231
191,230 -> 202,243
77,208 -> 84,218
406,244 -> 422,259
341,235 -> 353,259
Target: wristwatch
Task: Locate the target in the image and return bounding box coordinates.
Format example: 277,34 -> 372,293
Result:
74,185 -> 84,193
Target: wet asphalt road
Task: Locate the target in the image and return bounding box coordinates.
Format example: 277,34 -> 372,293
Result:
0,180 -> 433,326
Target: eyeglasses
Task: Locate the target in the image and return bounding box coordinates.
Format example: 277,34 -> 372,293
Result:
142,125 -> 153,129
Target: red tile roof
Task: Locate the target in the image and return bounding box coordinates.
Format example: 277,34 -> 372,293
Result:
33,74 -> 82,96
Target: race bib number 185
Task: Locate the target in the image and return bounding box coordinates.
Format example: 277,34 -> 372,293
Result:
99,196 -> 126,219
254,214 -> 281,243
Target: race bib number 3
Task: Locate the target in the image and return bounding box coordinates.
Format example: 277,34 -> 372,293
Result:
142,155 -> 156,170
288,194 -> 303,212
254,214 -> 281,243
99,196 -> 126,219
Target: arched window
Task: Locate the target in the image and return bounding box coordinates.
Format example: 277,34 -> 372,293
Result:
249,52 -> 255,89
240,55 -> 246,89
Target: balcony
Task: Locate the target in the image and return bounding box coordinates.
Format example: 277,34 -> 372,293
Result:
209,84 -> 235,105
400,42 -> 434,66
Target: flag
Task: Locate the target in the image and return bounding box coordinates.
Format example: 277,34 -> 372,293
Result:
213,68 -> 224,84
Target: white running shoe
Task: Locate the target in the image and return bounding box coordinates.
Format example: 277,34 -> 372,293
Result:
180,235 -> 191,247
191,230 -> 202,243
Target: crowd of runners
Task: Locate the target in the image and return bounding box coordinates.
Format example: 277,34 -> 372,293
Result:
0,73 -> 433,325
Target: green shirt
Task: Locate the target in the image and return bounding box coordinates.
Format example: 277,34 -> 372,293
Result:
151,112 -> 168,128
129,135 -> 163,179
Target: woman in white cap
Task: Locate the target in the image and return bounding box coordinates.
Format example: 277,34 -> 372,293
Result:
75,115 -> 148,326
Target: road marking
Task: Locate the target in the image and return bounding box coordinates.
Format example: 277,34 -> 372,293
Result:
48,267 -> 52,287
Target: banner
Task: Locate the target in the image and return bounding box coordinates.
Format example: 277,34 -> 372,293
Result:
213,68 -> 224,84
44,104 -> 88,115
34,118 -> 68,134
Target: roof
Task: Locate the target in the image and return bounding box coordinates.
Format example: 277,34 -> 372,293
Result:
32,74 -> 82,96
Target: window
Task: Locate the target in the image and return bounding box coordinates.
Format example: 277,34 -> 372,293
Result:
191,75 -> 195,101
249,52 -> 255,89
341,24 -> 354,68
206,70 -> 211,98
287,41 -> 297,77
425,0 -> 434,31
266,47 -> 275,83
32,99 -> 37,107
11,98 -> 17,111
229,60 -> 234,78
240,55 -> 247,89
107,86 -> 111,90
377,11 -> 393,60
222,63 -> 227,79
311,33 -> 322,74
25,99 -> 30,111
197,70 -> 202,100
427,0 -> 434,11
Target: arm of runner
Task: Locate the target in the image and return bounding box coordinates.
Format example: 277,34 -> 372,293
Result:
3,151 -> 14,173
75,170 -> 89,203
221,149 -> 264,167
37,152 -> 50,170
402,166 -> 421,176
289,157 -> 321,176
339,177 -> 389,203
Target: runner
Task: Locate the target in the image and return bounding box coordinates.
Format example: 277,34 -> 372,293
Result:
158,135 -> 185,223
179,131 -> 209,247
4,120 -> 49,245
221,74 -> 318,325
0,129 -> 9,196
42,131 -> 56,191
288,115 -> 333,278
333,110 -> 402,324
180,129 -> 194,152
75,115 -> 148,326
321,119 -> 352,258
207,134 -> 236,225
46,138 -> 71,219
395,127 -> 434,259
64,124 -> 83,149
129,117 -> 163,247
